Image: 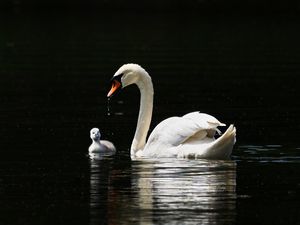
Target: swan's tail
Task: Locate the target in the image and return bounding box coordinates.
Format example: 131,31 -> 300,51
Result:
204,124 -> 236,159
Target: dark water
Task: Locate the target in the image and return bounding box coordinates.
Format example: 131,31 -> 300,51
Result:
1,11 -> 300,224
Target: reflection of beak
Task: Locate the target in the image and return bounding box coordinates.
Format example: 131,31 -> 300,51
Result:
107,80 -> 121,97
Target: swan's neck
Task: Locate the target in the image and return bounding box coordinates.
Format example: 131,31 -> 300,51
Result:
92,139 -> 100,145
130,72 -> 153,156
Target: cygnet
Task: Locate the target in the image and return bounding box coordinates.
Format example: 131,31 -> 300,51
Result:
88,128 -> 116,158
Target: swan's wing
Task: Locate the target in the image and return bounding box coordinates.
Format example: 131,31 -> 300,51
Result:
182,111 -> 226,138
177,124 -> 236,159
182,111 -> 225,126
145,111 -> 225,150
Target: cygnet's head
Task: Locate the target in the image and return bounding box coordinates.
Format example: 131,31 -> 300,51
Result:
107,64 -> 149,97
90,128 -> 101,141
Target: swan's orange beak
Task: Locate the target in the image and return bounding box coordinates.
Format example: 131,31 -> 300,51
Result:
107,80 -> 121,97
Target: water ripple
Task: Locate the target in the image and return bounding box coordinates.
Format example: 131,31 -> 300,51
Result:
90,158 -> 236,225
233,145 -> 300,163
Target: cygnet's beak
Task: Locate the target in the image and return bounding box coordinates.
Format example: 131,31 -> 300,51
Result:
92,133 -> 100,140
107,74 -> 123,98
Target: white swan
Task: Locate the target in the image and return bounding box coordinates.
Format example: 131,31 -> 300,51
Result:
107,64 -> 236,159
88,128 -> 116,158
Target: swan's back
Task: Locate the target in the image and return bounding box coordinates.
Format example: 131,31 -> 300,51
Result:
177,124 -> 236,159
141,112 -> 232,158
145,112 -> 225,147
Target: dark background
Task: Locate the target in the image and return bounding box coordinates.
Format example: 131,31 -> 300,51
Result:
1,1 -> 300,225
1,0 -> 300,13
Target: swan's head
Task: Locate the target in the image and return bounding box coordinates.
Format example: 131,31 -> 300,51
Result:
90,128 -> 101,141
107,63 -> 148,97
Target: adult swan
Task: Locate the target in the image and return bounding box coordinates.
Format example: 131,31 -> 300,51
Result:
107,64 -> 236,159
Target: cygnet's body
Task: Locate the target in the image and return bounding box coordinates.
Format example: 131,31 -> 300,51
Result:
88,128 -> 116,158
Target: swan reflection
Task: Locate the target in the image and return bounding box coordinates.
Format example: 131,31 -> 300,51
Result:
90,158 -> 236,225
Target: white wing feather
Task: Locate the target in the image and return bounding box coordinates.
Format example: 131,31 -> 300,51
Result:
141,112 -> 226,157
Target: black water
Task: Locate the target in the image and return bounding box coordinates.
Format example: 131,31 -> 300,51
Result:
1,11 -> 300,225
